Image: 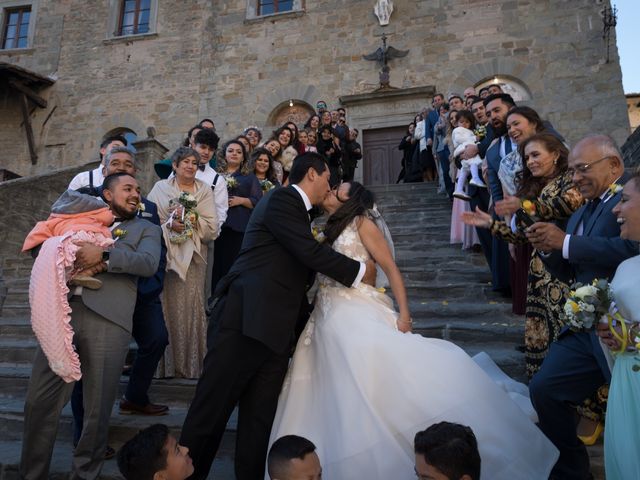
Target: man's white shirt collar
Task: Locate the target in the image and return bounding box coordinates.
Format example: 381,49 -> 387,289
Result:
292,184 -> 312,212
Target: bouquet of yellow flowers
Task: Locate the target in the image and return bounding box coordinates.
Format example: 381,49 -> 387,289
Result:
168,192 -> 198,244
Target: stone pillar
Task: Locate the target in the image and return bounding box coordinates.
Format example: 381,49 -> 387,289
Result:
132,134 -> 169,195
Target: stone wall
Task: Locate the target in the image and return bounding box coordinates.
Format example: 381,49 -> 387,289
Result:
0,162 -> 98,264
0,0 -> 632,178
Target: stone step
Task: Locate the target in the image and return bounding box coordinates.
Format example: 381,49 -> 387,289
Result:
0,438 -> 236,479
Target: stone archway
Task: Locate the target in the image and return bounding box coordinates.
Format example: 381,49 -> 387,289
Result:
254,84 -> 321,128
266,100 -> 315,129
449,57 -> 541,103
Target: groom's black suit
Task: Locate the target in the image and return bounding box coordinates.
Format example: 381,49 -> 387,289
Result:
181,185 -> 361,480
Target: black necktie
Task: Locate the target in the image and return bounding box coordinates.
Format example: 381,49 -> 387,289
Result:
582,198 -> 601,228
504,138 -> 512,154
198,164 -> 206,171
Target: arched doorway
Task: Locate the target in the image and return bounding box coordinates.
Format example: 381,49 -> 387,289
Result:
474,75 -> 532,102
102,127 -> 138,152
266,100 -> 315,128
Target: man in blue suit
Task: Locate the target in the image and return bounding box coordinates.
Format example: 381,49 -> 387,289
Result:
72,147 -> 169,452
477,93 -> 516,293
526,135 -> 639,480
425,93 -> 453,196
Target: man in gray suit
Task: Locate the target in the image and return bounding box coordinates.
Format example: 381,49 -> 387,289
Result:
20,173 -> 162,480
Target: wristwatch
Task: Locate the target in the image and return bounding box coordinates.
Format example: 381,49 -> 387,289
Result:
102,250 -> 110,262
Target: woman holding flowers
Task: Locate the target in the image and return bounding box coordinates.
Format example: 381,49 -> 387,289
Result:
250,147 -> 280,192
148,147 -> 219,378
463,133 -> 583,378
596,170 -> 640,479
210,139 -> 262,297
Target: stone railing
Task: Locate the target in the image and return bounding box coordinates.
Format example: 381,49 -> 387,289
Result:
0,162 -> 100,261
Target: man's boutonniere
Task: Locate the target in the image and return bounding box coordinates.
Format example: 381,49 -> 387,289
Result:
137,202 -> 145,215
226,177 -> 239,191
521,199 -> 537,216
609,183 -> 623,196
312,226 -> 325,243
113,228 -> 127,240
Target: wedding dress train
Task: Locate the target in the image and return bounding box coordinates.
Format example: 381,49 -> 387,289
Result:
268,220 -> 558,479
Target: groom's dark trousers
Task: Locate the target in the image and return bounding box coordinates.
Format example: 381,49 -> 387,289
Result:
180,184 -> 360,479
530,174 -> 638,479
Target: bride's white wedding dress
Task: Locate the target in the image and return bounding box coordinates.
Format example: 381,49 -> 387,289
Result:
268,220 -> 558,479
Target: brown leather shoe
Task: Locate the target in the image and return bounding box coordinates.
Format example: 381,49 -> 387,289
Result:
104,445 -> 116,460
119,398 -> 169,416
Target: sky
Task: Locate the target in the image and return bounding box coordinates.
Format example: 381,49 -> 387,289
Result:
615,0 -> 640,93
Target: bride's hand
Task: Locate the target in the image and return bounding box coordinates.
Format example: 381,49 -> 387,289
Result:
461,207 -> 493,229
397,314 -> 412,333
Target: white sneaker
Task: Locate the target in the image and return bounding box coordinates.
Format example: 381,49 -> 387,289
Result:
469,178 -> 487,188
453,191 -> 471,201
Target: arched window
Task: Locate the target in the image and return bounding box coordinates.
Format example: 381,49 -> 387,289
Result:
266,99 -> 315,128
103,127 -> 138,152
475,75 -> 532,102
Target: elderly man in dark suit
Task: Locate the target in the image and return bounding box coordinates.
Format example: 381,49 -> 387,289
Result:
527,135 -> 639,480
180,152 -> 375,480
20,173 -> 162,480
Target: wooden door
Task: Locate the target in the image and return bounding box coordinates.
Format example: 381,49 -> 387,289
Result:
362,126 -> 407,185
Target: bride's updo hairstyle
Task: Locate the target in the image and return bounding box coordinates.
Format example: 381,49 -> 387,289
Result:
324,182 -> 375,245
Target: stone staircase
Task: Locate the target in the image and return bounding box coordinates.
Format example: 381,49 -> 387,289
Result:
0,182 -> 604,479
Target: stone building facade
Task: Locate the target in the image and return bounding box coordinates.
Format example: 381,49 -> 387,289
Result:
626,93 -> 640,132
0,0 -> 631,184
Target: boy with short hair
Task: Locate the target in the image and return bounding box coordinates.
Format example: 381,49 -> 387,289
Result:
267,435 -> 322,480
117,424 -> 194,480
414,422 -> 481,480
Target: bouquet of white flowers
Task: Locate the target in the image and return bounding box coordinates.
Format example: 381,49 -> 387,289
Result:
167,192 -> 198,244
564,279 -> 611,331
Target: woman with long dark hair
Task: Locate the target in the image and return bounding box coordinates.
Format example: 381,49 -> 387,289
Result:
500,106 -> 547,316
463,133 -> 583,378
210,140 -> 262,297
269,181 -> 559,479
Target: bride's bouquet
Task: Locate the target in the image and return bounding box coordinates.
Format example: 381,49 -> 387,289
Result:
167,192 -> 198,244
564,278 -> 612,331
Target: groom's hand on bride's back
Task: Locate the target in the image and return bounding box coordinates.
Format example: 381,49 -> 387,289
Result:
362,259 -> 377,287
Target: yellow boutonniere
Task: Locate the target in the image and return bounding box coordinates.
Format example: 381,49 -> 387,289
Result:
137,202 -> 146,214
608,183 -> 623,196
113,228 -> 127,239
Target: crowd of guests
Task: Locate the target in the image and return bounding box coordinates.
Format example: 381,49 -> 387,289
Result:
16,83 -> 640,479
17,100 -> 366,478
399,83 -> 640,479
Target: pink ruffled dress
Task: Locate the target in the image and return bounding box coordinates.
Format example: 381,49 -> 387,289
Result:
22,206 -> 115,382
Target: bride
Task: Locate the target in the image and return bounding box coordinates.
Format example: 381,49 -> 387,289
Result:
268,181 -> 559,479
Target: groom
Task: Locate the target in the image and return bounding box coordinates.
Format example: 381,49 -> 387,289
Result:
181,152 -> 374,479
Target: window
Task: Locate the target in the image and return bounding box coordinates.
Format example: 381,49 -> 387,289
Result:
117,0 -> 150,36
246,0 -> 303,20
2,5 -> 30,49
258,0 -> 293,15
